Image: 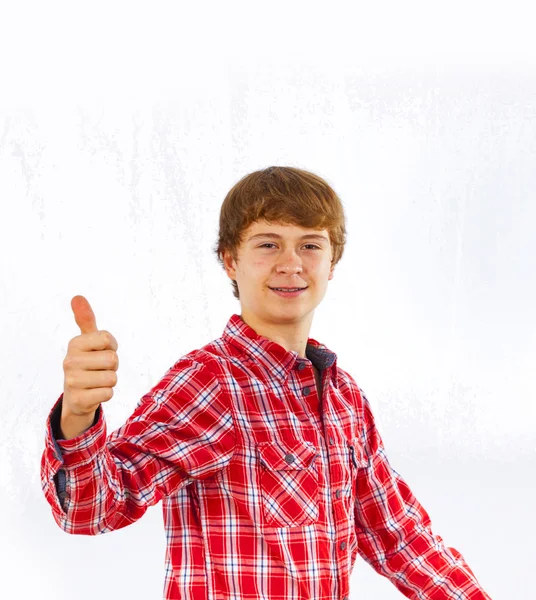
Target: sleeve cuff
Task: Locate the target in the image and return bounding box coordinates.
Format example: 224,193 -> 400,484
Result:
44,393 -> 107,469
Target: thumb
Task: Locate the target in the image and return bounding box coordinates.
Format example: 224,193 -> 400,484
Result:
71,295 -> 98,334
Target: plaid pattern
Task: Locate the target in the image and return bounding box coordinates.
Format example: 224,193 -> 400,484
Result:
41,313 -> 491,599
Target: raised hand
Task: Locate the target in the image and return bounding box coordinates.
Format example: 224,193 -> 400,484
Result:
60,295 -> 119,437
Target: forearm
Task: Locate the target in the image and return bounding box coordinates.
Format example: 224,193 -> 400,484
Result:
353,387 -> 491,598
43,398 -> 164,535
356,520 -> 492,599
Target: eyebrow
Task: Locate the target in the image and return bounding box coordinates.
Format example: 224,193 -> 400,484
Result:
247,233 -> 329,242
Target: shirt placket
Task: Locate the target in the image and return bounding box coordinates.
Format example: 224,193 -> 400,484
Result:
296,358 -> 353,600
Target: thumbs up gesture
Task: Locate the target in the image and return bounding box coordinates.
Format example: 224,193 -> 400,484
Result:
62,295 -> 119,420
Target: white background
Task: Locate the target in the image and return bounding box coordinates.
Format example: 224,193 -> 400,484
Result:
1,1 -> 535,598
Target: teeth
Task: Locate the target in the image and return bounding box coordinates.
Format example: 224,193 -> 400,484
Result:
273,288 -> 302,292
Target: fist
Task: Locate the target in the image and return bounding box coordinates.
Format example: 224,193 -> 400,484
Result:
62,295 -> 119,417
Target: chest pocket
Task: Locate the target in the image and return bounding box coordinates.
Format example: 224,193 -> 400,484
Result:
347,437 -> 368,497
256,438 -> 319,527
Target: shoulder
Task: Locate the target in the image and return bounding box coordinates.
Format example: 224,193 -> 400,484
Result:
335,364 -> 371,416
131,349 -> 225,408
336,365 -> 363,399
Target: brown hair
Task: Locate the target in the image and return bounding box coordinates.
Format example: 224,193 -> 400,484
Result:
213,166 -> 347,300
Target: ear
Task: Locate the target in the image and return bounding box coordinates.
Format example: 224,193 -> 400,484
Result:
222,250 -> 237,279
328,262 -> 335,281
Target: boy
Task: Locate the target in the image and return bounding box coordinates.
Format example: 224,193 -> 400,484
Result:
41,166 -> 491,599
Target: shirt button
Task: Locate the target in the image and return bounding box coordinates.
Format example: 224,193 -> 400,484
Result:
303,386 -> 311,396
340,541 -> 347,550
335,489 -> 342,499
297,362 -> 306,370
329,437 -> 335,445
284,453 -> 296,464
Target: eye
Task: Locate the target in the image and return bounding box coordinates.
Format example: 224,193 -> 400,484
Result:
258,243 -> 321,250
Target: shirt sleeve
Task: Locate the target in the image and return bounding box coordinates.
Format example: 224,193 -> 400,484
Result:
353,387 -> 492,599
40,358 -> 236,536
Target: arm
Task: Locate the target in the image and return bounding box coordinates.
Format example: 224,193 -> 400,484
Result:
40,358 -> 236,535
56,405 -> 98,440
353,388 -> 491,599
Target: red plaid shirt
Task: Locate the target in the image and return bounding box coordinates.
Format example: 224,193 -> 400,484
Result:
41,313 -> 491,599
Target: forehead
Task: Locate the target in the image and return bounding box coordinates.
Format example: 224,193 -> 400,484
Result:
243,220 -> 329,240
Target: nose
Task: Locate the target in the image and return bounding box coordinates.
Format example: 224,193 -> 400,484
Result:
275,249 -> 303,274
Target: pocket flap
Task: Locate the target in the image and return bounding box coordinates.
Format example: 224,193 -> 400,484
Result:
256,439 -> 318,471
347,437 -> 368,468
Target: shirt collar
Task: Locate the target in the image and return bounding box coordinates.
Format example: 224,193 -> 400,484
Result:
221,313 -> 339,389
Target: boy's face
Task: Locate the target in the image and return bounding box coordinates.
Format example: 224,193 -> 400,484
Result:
222,220 -> 335,325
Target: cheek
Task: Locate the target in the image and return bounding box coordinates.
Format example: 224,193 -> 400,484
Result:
241,260 -> 270,282
252,259 -> 269,269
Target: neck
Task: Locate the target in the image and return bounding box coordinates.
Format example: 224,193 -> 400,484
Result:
239,309 -> 314,358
